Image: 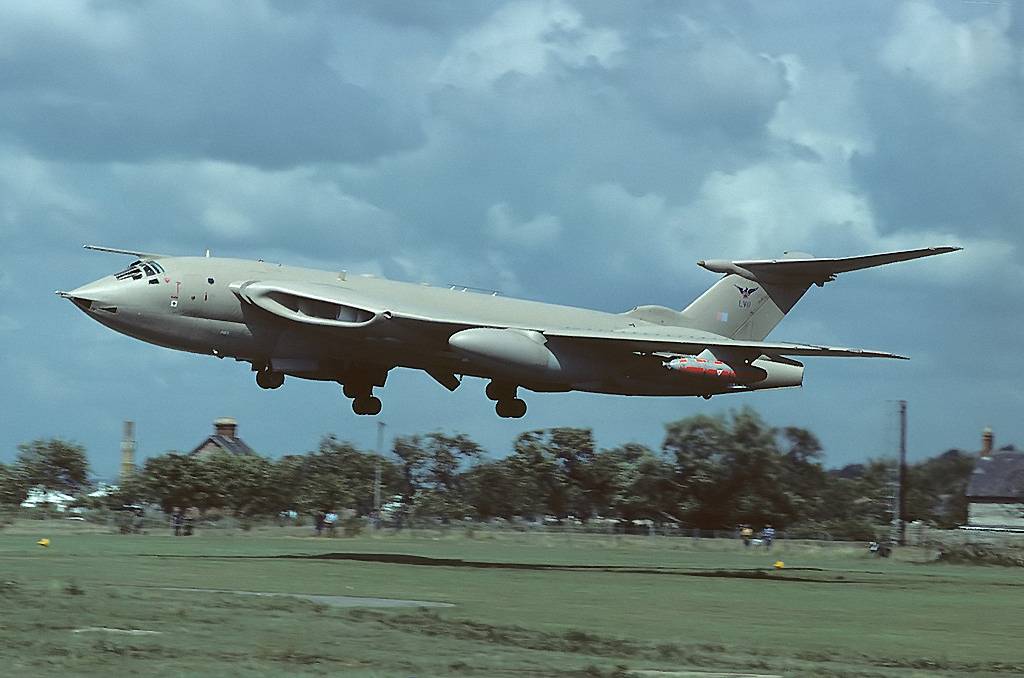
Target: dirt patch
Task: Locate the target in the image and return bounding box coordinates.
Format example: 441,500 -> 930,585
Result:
274,552 -> 855,583
158,586 -> 454,608
72,627 -> 162,635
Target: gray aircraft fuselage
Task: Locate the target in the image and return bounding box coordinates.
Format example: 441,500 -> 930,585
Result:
60,246 -> 958,417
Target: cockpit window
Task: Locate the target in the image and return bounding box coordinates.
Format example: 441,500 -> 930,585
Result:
114,259 -> 163,282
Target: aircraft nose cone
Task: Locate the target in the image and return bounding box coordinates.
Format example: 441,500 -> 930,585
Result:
59,277 -> 123,311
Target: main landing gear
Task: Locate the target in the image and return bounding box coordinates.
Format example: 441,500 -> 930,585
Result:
485,380 -> 527,418
255,368 -> 284,390
343,382 -> 383,416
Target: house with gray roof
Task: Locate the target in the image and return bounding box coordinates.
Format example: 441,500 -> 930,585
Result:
189,418 -> 256,458
965,428 -> 1024,530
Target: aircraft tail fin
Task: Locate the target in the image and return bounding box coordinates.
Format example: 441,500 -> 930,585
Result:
678,246 -> 961,341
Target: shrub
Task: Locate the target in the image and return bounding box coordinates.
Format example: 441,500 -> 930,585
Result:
342,515 -> 365,537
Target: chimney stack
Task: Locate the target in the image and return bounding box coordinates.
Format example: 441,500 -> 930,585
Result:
214,417 -> 238,439
981,426 -> 993,457
120,420 -> 136,484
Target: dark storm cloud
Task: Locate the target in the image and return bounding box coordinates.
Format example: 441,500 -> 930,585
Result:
608,23 -> 789,138
0,2 -> 424,167
851,72 -> 1024,241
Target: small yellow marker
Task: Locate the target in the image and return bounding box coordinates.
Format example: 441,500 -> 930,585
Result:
773,560 -> 784,569
37,538 -> 50,548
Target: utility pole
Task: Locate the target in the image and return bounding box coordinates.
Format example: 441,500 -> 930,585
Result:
897,400 -> 908,546
374,421 -> 386,529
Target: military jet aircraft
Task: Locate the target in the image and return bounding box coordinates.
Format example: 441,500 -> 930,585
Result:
58,245 -> 959,417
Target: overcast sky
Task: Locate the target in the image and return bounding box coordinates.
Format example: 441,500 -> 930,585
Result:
1,0 -> 1021,479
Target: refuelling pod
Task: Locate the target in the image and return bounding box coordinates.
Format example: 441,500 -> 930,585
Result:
664,355 -> 765,383
664,353 -> 802,391
448,327 -> 563,379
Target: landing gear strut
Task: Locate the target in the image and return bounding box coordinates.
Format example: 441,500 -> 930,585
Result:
486,380 -> 527,418
256,369 -> 284,390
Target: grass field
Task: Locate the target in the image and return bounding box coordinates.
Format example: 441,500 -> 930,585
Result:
1,520 -> 1021,677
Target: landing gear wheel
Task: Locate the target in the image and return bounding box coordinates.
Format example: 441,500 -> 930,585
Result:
496,398 -> 527,418
256,370 -> 284,390
353,396 -> 382,415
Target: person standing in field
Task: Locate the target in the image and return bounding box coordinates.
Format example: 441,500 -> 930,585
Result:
313,510 -> 325,536
183,506 -> 199,536
762,524 -> 776,549
324,510 -> 338,537
170,507 -> 183,536
740,525 -> 753,548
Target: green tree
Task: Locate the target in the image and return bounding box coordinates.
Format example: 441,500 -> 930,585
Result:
506,427 -> 595,520
906,449 -> 974,527
0,462 -> 29,506
462,459 -> 521,520
663,408 -> 822,529
392,432 -> 480,522
132,453 -> 212,511
589,443 -> 676,522
15,439 -> 90,494
198,452 -> 281,518
292,437 -> 395,514
662,412 -> 733,527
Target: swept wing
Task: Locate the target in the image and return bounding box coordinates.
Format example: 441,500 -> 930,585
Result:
229,279 -> 906,360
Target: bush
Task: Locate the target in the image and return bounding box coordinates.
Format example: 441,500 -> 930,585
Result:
342,515 -> 365,537
786,519 -> 880,542
937,544 -> 1024,567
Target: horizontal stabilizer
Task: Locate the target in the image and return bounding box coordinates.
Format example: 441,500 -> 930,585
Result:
698,246 -> 961,284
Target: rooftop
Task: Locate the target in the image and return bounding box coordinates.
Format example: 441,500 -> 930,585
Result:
967,450 -> 1024,500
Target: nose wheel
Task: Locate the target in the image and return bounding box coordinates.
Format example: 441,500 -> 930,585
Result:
256,369 -> 284,390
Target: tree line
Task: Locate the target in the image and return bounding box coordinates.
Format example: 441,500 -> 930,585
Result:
0,408 -> 976,537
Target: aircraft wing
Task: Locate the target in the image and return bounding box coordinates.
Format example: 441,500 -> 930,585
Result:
231,279 -> 906,360
83,244 -> 171,259
542,328 -> 908,360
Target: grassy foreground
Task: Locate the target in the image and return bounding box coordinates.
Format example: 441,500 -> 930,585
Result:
0,521 -> 1021,677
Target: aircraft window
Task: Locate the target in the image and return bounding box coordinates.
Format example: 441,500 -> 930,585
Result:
207,277 -> 215,284
142,264 -> 156,276
150,261 -> 165,274
114,264 -> 145,281
148,278 -> 159,285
